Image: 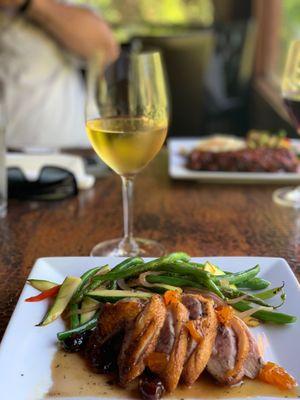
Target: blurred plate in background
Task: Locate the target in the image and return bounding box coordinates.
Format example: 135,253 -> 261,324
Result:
168,138 -> 300,184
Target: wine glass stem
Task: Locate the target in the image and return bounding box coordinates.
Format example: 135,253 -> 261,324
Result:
119,176 -> 139,255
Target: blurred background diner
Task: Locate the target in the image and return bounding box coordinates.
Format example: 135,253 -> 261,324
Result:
0,0 -> 300,207
0,0 -> 119,150
1,0 -> 299,146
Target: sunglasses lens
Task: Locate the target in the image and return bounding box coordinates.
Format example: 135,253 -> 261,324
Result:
8,166 -> 78,200
39,167 -> 71,184
8,167 -> 26,182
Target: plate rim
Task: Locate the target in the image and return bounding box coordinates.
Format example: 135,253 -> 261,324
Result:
1,255 -> 299,400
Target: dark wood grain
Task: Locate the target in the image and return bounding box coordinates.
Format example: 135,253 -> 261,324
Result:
0,148 -> 299,340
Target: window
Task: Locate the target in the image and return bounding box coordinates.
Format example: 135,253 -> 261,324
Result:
74,0 -> 214,41
279,0 -> 300,76
254,0 -> 300,84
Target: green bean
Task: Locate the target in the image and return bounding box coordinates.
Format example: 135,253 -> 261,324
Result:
135,252 -> 191,274
186,261 -> 205,269
107,258 -> 144,290
214,265 -> 260,285
146,276 -> 274,308
112,257 -> 144,273
108,281 -> 117,290
80,266 -> 103,282
232,301 -> 296,324
254,284 -> 284,299
146,274 -> 203,289
73,265 -> 109,303
152,262 -> 210,280
151,262 -> 225,299
69,303 -> 79,328
57,313 -> 100,341
143,280 -> 182,292
73,266 -> 105,298
163,252 -> 191,263
221,288 -> 273,307
90,255 -> 224,299
91,253 -> 190,284
236,277 -> 270,290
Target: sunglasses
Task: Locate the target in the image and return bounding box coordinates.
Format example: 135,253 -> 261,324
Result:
8,166 -> 78,201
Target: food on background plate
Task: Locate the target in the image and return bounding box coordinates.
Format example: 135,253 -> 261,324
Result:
193,136 -> 246,153
26,253 -> 298,399
186,131 -> 299,173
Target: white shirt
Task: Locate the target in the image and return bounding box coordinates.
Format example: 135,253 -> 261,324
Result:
0,11 -> 90,149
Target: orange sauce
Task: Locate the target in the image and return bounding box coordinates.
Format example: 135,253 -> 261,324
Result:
47,351 -> 299,399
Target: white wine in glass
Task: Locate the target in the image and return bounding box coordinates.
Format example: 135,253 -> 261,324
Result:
273,40 -> 300,207
86,51 -> 168,256
86,116 -> 167,176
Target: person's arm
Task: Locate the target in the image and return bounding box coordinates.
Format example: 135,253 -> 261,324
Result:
1,0 -> 119,61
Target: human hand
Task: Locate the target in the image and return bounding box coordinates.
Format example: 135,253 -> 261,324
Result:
0,0 -> 25,9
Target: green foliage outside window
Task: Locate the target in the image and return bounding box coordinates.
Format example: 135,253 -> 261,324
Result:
74,0 -> 214,41
279,0 -> 300,76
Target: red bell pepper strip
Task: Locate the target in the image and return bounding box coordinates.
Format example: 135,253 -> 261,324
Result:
25,285 -> 61,302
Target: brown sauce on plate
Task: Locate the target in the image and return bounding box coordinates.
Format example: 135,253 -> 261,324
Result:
47,350 -> 299,399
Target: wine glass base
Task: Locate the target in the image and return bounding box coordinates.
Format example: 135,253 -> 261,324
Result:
273,186 -> 300,208
90,238 -> 166,257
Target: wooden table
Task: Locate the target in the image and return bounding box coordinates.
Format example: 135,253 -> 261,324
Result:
0,149 -> 299,340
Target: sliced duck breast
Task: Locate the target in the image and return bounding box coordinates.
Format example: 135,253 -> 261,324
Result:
118,294 -> 167,386
181,294 -> 218,386
96,298 -> 144,345
207,316 -> 250,385
85,298 -> 144,370
240,319 -> 264,379
152,301 -> 189,392
206,324 -> 237,381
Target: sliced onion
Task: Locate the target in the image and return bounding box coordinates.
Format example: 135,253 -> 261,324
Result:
117,279 -> 131,291
236,305 -> 272,320
226,295 -> 248,304
138,271 -> 164,288
184,288 -> 225,307
137,272 -> 182,293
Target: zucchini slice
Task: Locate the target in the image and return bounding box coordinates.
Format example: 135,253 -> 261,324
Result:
80,297 -> 100,324
87,289 -> 152,302
27,279 -> 58,292
38,276 -> 82,326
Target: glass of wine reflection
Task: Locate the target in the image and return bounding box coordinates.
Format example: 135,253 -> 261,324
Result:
273,40 -> 300,207
86,50 -> 169,256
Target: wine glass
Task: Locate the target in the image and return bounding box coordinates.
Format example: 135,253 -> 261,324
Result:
273,40 -> 300,207
85,50 -> 169,256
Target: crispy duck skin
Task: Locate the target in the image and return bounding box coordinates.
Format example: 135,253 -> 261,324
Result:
85,299 -> 144,372
97,299 -> 144,344
118,294 -> 167,386
226,316 -> 250,384
156,302 -> 189,392
181,294 -> 218,386
84,293 -> 264,398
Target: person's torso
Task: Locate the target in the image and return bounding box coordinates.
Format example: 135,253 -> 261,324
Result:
0,12 -> 89,149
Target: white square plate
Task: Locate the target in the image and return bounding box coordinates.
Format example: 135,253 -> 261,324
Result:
168,138 -> 300,183
0,256 -> 299,400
